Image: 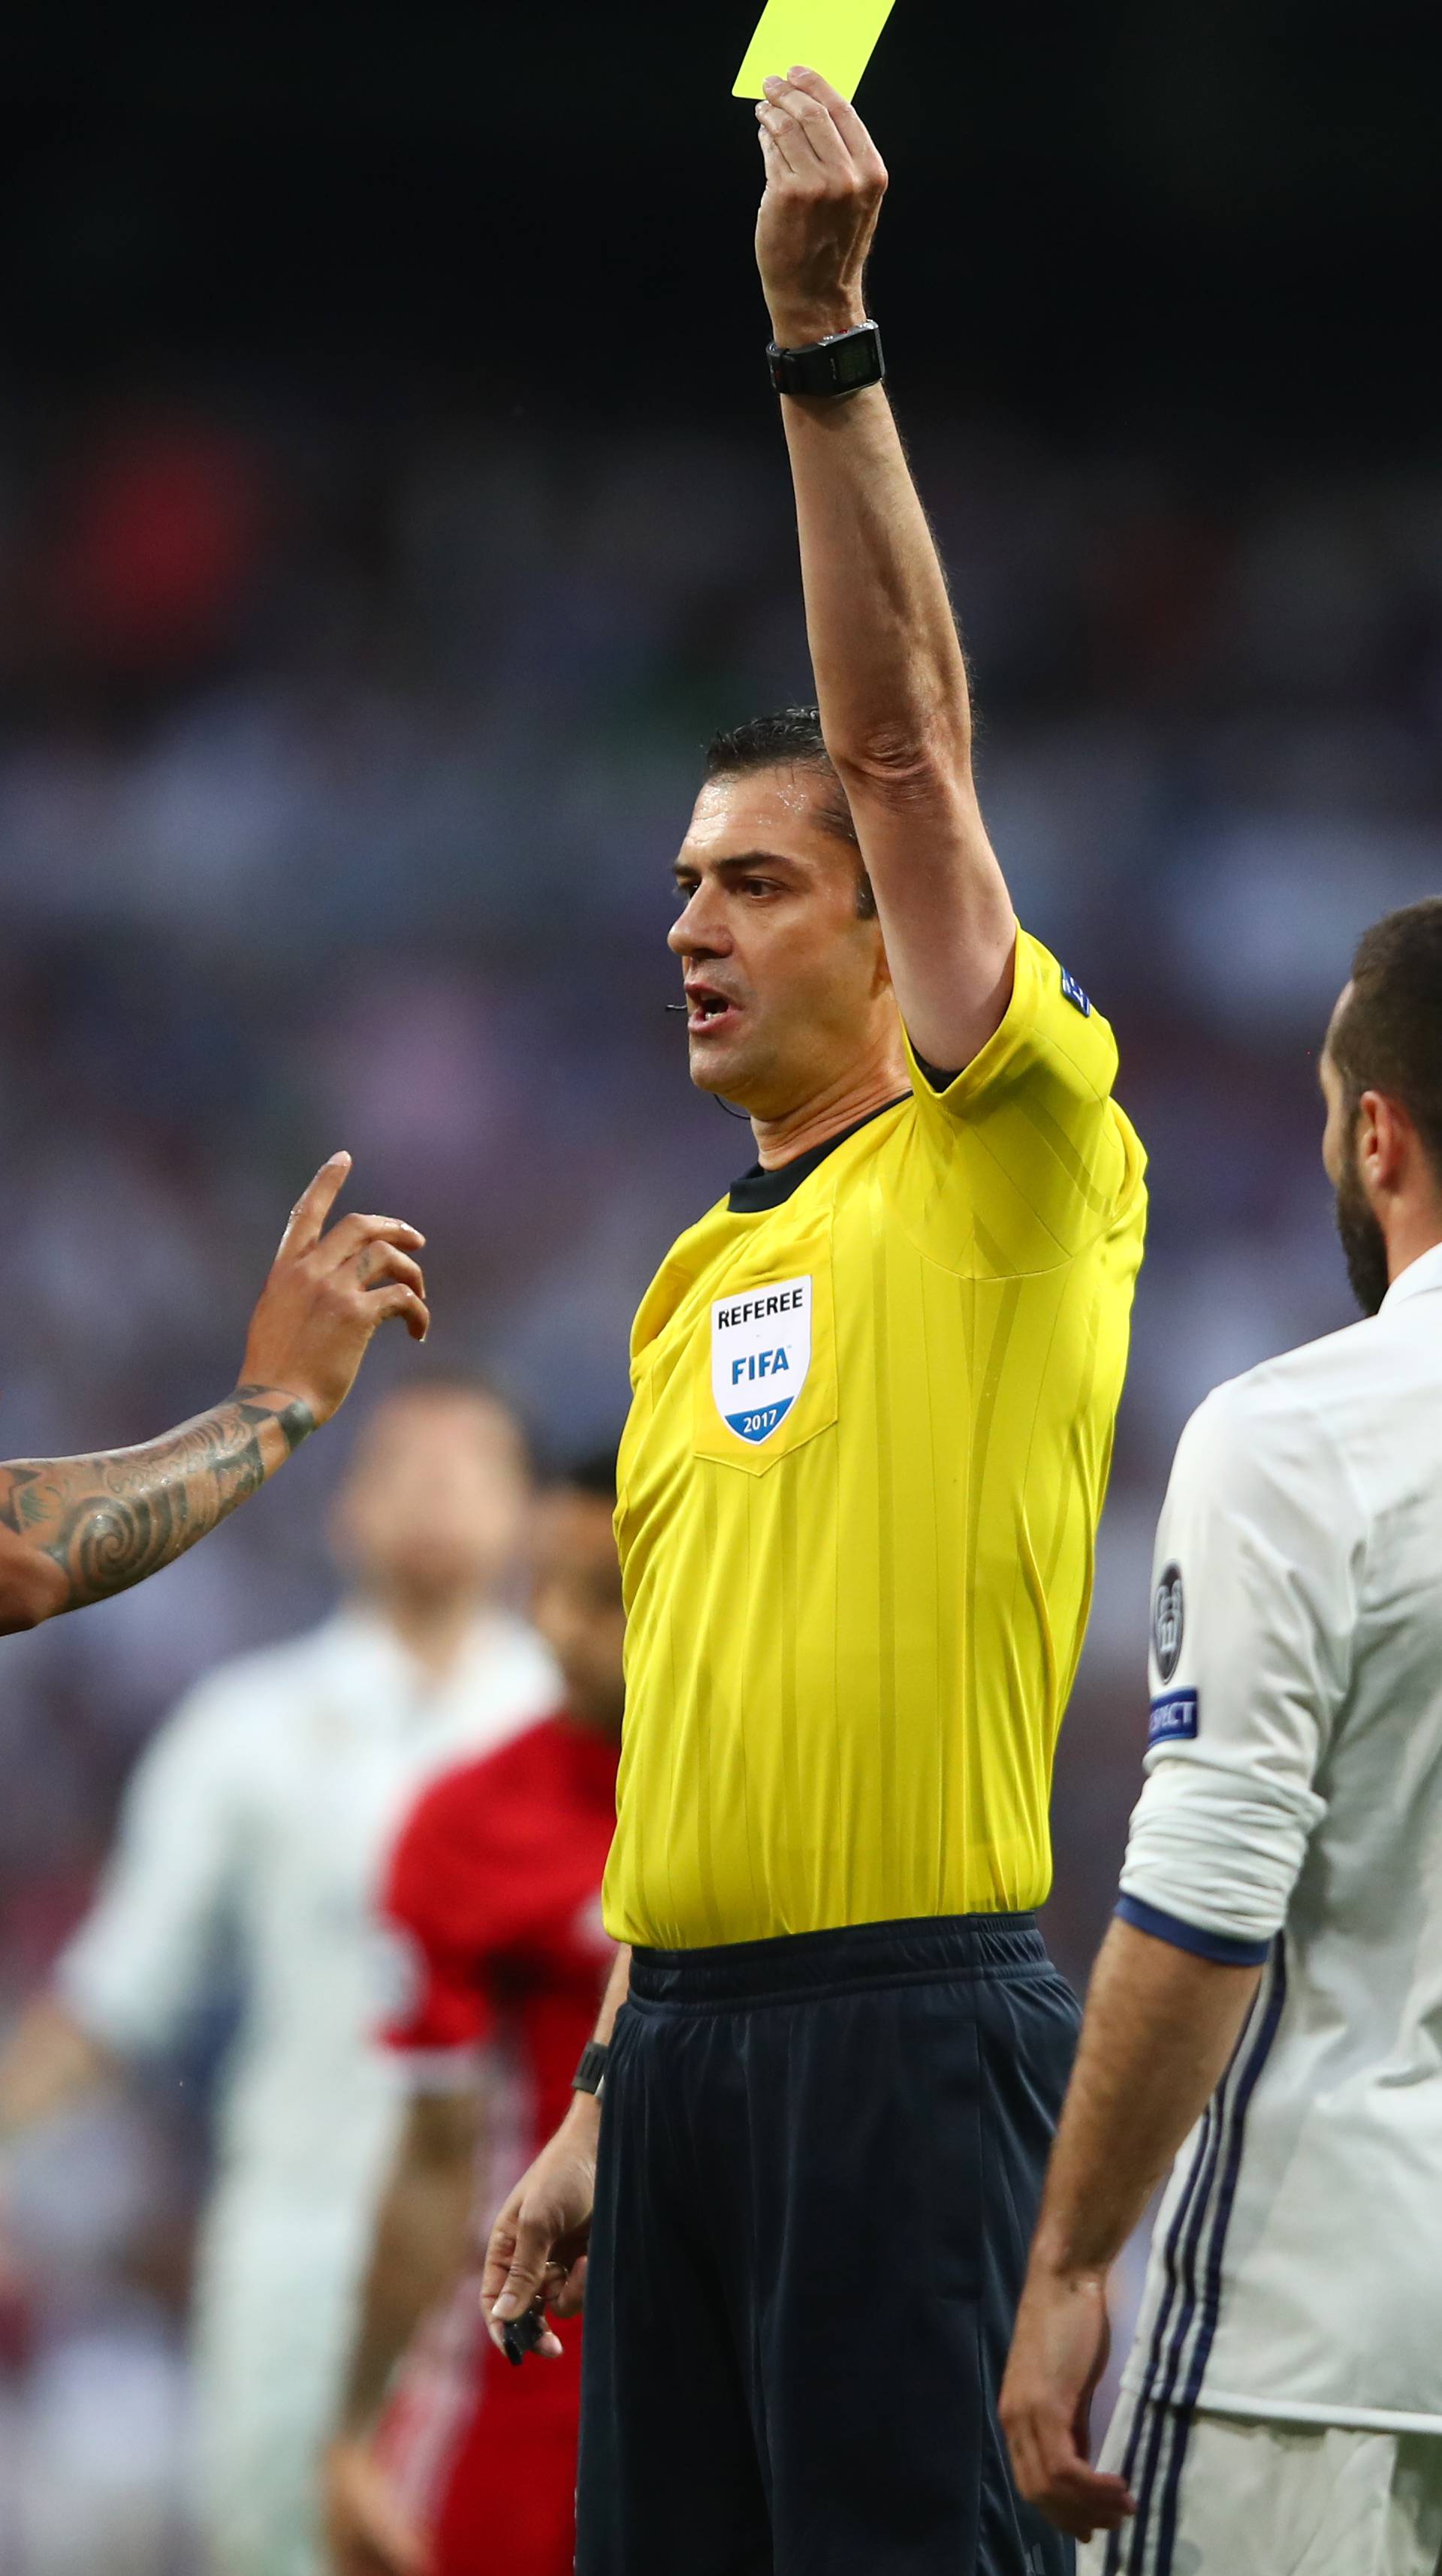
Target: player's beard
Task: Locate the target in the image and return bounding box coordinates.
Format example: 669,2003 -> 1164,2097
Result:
1333,1145 -> 1391,1318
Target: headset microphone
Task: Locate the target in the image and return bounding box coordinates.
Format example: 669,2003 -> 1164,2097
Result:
660,1002 -> 748,1119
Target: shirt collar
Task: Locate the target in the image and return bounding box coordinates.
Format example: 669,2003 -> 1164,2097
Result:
1380,1240 -> 1442,1312
728,1095 -> 909,1214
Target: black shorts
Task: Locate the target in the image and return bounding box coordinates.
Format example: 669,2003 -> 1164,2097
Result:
575,1912 -> 1081,2576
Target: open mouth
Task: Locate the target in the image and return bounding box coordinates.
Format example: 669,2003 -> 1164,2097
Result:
685,984 -> 739,1038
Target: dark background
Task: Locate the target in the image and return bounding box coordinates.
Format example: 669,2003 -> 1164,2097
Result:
6,0 -> 1440,431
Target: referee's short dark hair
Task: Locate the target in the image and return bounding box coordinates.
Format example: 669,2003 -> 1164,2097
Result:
1331,898 -> 1442,1175
704,707 -> 876,919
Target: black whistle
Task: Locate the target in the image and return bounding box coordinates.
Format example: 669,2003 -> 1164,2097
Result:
501,2308 -> 550,2368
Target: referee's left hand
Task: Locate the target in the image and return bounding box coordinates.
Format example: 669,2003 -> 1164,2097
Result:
481,2098 -> 598,2358
999,2265 -> 1136,2541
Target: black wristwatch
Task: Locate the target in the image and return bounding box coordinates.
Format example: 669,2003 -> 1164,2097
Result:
572,2039 -> 610,2098
768,320 -> 885,400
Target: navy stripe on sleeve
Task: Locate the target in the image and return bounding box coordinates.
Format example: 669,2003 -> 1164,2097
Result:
1115,1894 -> 1272,1968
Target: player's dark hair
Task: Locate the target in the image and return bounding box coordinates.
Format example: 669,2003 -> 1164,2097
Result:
704,707 -> 876,920
558,1449 -> 619,1505
1331,898 -> 1442,1178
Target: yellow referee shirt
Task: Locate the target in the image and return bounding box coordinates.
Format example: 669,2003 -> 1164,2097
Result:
605,927 -> 1147,1949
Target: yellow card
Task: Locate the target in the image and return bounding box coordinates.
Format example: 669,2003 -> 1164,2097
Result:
733,0 -> 897,103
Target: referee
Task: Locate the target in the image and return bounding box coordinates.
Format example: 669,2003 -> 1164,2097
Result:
483,71 -> 1148,2576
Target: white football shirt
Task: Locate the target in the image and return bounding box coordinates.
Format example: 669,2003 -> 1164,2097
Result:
58,1604 -> 559,2210
1117,1239 -> 1442,2433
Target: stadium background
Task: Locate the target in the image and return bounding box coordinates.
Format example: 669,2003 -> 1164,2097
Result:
2,0 -> 1440,2560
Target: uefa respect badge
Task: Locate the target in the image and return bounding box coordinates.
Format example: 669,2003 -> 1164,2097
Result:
711,1275 -> 813,1446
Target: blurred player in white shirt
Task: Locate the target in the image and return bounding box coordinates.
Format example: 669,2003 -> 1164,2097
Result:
1003,898 -> 1442,2575
0,1381 -> 558,2576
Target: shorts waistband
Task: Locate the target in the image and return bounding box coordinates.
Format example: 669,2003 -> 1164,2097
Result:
627,1912 -> 1048,2010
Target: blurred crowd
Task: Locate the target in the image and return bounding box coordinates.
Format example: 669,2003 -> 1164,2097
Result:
2,384 -> 1440,2565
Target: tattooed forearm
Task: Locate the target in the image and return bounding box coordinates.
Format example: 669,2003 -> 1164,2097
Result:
0,1385 -> 317,1616
234,1385 -> 315,1458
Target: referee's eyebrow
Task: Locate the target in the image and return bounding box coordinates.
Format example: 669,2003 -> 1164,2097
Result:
672,851 -> 809,880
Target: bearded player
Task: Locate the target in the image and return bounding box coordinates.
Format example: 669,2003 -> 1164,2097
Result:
1003,914 -> 1442,2575
480,73 -> 1147,2576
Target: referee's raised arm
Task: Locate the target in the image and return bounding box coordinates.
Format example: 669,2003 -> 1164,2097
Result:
755,67 -> 1016,1073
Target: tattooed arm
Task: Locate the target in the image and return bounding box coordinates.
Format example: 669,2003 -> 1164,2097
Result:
0,1152 -> 430,1637
0,1389 -> 315,1627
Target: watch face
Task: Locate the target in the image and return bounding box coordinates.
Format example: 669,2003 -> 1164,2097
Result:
832,331 -> 879,388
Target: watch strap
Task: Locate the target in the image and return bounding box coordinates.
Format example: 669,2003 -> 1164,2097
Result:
768,321 -> 885,401
572,2039 -> 610,2096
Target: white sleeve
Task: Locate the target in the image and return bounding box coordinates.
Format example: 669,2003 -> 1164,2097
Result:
1117,1381 -> 1365,1961
56,1683 -> 251,2058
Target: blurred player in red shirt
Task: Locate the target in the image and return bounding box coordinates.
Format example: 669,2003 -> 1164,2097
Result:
323,1453 -> 623,2576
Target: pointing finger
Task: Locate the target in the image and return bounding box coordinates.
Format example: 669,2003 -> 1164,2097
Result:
277,1153 -> 351,1260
